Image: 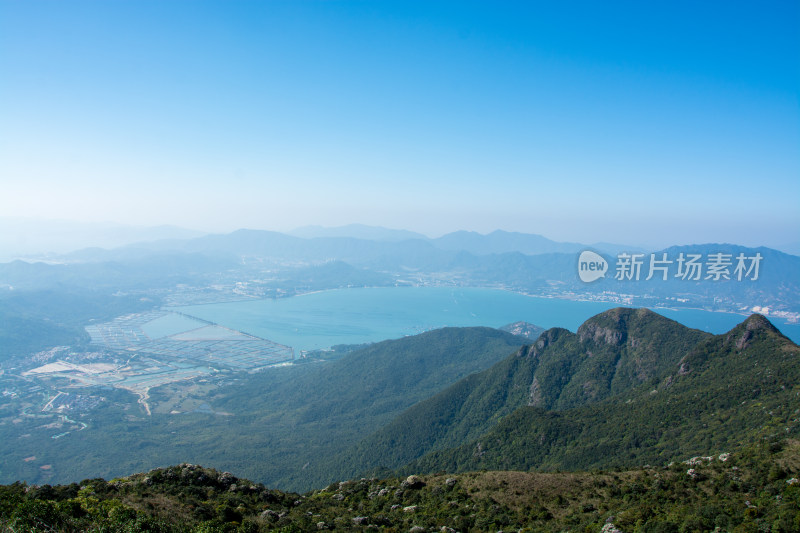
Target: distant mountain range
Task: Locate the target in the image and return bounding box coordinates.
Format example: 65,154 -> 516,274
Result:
5,220 -> 798,260
429,229 -> 638,256
0,217 -> 206,261
3,226 -> 798,316
288,223 -> 429,242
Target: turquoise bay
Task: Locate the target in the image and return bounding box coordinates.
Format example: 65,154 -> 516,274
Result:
170,287 -> 800,352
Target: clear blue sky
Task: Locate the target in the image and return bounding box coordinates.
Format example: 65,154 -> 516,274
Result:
1,1 -> 798,247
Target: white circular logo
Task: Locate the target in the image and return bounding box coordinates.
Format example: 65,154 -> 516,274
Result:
578,250 -> 608,283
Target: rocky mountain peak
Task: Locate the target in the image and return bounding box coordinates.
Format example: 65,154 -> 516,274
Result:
530,327 -> 571,356
724,313 -> 781,350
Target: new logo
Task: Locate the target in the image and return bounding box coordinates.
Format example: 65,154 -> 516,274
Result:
578,250 -> 608,283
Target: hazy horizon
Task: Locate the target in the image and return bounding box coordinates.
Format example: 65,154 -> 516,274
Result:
2,2 -> 798,249
1,216 -> 799,261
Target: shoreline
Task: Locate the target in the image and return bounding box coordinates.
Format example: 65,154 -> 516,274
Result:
161,286 -> 800,352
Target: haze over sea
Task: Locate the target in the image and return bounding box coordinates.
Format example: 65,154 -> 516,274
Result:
171,287 -> 800,352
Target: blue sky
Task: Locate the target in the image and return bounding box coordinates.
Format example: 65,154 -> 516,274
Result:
1,1 -> 798,247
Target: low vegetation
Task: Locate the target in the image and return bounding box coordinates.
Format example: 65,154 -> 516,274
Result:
1,438 -> 798,532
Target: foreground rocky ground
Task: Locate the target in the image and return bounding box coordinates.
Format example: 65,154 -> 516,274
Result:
2,438 -> 798,532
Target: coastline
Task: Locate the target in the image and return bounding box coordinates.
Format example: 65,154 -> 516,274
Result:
165,285 -> 800,350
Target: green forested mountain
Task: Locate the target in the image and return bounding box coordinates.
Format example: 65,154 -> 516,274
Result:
202,327 -> 527,491
406,313 -> 800,476
2,309 -> 799,531
0,327 -> 526,492
335,308 -> 709,477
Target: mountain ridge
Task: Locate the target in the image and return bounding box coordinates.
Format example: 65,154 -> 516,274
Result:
331,308 -> 711,480
403,311 -> 799,477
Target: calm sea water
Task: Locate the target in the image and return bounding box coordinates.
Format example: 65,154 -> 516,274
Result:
170,287 -> 800,352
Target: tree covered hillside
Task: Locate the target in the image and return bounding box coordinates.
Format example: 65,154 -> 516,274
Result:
337,309 -> 710,478
407,313 -> 799,476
